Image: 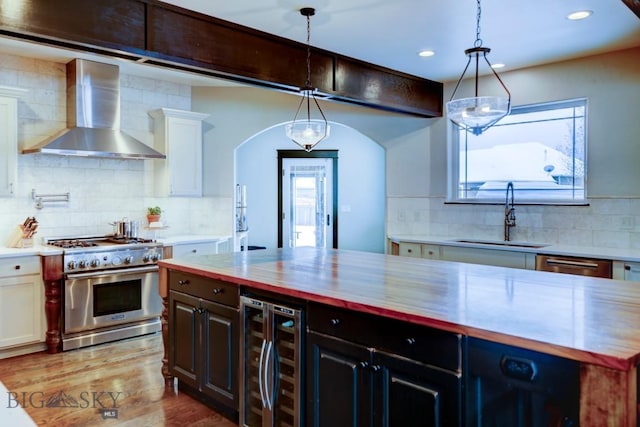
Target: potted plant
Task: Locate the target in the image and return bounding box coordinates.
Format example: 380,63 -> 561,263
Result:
146,206 -> 162,224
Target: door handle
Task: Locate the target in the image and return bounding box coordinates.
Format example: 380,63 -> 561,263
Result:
327,214 -> 330,226
264,340 -> 273,410
258,339 -> 267,408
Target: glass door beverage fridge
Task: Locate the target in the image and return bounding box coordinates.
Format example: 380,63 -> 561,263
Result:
240,295 -> 303,427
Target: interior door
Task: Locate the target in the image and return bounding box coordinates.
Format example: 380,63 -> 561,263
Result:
281,157 -> 334,248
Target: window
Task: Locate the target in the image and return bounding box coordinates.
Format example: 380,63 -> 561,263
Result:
448,98 -> 587,204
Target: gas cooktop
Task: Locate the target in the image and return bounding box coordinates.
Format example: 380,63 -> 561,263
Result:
45,235 -> 158,249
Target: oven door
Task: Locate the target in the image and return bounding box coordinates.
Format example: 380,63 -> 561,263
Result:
64,266 -> 161,334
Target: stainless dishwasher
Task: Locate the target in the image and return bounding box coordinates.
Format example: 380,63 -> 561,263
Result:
535,254 -> 612,278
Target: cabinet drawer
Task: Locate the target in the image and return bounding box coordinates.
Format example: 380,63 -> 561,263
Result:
0,256 -> 40,278
308,302 -> 461,371
398,242 -> 422,258
169,271 -> 239,307
171,242 -> 219,258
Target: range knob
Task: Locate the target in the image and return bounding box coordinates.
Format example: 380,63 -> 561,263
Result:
142,255 -> 151,263
124,256 -> 134,265
67,260 -> 77,270
78,260 -> 87,269
151,254 -> 161,262
90,258 -> 101,268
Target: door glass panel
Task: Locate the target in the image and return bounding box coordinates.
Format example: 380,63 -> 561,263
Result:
272,305 -> 300,427
242,301 -> 266,426
282,158 -> 333,248
93,280 -> 141,316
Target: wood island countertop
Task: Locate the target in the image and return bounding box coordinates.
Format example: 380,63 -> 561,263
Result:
158,247 -> 640,372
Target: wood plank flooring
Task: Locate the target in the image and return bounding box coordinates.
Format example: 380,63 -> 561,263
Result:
0,334 -> 237,427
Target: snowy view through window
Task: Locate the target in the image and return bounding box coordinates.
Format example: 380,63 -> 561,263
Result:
451,98 -> 586,203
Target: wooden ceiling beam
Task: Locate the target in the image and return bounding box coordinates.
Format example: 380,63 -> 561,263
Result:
0,0 -> 442,118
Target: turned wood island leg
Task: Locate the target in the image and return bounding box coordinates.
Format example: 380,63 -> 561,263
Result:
41,255 -> 63,354
158,264 -> 174,386
43,279 -> 61,353
161,294 -> 173,386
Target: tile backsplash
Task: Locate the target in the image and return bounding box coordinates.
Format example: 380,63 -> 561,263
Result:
387,196 -> 640,250
0,53 -> 230,245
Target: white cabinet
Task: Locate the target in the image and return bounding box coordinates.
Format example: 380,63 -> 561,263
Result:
612,261 -> 640,281
398,242 -> 422,258
395,240 -> 535,270
422,244 -> 441,260
440,245 -> 535,270
168,237 -> 231,259
149,108 -> 209,197
0,256 -> 44,351
0,87 -> 27,197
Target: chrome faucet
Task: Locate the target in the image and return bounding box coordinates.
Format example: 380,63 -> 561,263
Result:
504,182 -> 516,241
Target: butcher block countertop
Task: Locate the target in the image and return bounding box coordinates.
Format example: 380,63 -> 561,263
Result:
159,247 -> 640,372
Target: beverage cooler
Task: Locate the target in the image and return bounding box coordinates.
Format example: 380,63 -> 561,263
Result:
240,295 -> 304,427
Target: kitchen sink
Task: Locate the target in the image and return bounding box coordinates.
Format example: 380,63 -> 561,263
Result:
452,239 -> 549,249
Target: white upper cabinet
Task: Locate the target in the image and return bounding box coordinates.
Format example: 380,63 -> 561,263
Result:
149,108 -> 209,197
0,87 -> 27,197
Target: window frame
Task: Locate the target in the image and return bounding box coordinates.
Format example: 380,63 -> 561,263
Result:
446,98 -> 588,205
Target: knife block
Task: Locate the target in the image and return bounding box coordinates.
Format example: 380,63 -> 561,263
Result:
7,224 -> 35,248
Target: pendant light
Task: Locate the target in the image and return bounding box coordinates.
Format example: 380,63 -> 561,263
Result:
446,0 -> 511,136
285,7 -> 330,152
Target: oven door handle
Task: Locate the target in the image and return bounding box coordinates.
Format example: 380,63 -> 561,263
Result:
66,265 -> 158,280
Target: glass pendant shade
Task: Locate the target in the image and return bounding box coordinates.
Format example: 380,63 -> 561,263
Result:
447,0 -> 511,136
285,88 -> 330,152
446,95 -> 510,136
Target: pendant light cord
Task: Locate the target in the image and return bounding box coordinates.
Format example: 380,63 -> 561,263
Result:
305,13 -> 312,88
474,0 -> 483,48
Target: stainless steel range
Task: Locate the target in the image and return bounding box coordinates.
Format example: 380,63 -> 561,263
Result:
45,235 -> 163,351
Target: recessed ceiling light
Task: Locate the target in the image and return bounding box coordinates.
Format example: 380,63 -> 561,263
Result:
491,63 -> 505,69
418,49 -> 435,57
567,10 -> 593,20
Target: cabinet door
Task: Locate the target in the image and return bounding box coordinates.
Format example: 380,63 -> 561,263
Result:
150,108 -> 209,197
201,298 -> 239,410
0,274 -> 44,348
168,291 -> 199,389
166,115 -> 203,196
0,95 -> 18,197
374,351 -> 462,427
440,246 -> 527,269
307,331 -> 372,427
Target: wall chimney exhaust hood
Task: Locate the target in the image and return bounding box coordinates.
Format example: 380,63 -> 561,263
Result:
22,59 -> 165,159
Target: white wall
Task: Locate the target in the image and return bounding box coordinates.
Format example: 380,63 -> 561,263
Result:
0,53 -> 229,244
192,87 -> 394,252
388,47 -> 640,249
235,123 -> 385,252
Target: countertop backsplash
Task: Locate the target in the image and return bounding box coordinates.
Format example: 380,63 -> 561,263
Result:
387,196 -> 640,251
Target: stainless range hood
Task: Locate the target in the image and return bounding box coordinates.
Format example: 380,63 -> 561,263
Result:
22,59 -> 165,159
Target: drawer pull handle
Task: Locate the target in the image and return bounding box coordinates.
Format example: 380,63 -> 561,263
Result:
14,265 -> 21,270
212,288 -> 224,295
191,249 -> 197,253
330,318 -> 340,326
406,337 -> 416,345
178,280 -> 190,286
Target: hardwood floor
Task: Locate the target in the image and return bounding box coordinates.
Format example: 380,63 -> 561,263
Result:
0,334 -> 238,426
